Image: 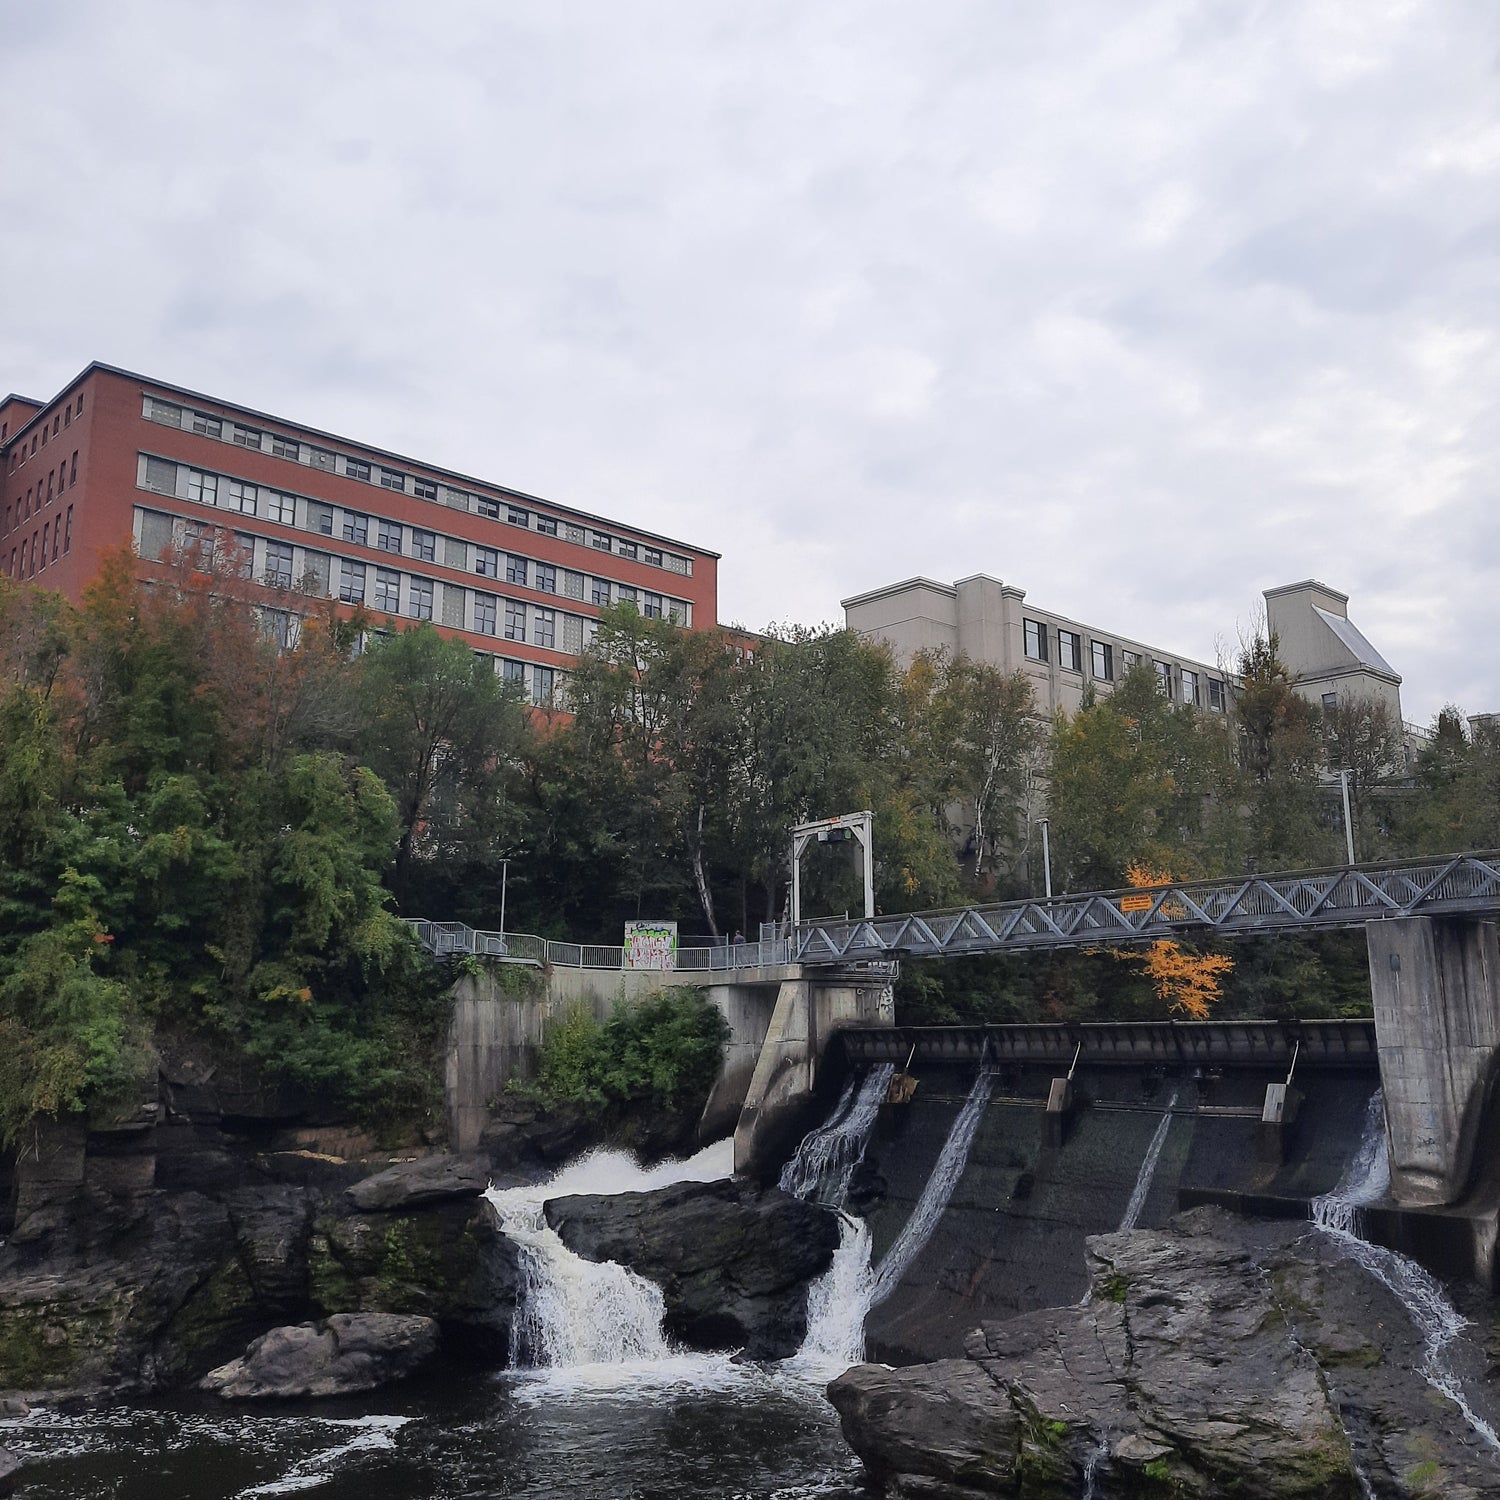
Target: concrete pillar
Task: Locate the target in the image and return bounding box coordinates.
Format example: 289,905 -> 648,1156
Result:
732,979 -> 813,1177
1367,917 -> 1500,1207
1044,1077 -> 1074,1148
698,982 -> 779,1142
732,975 -> 894,1176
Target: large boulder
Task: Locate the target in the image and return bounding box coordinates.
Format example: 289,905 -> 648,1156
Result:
201,1313 -> 439,1398
0,1186 -> 247,1398
310,1196 -> 520,1359
829,1208 -> 1500,1499
344,1154 -> 491,1212
0,1447 -> 20,1494
544,1178 -> 840,1359
828,1360 -> 1018,1500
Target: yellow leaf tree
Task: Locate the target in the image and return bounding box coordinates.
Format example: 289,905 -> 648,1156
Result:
1121,862 -> 1233,1020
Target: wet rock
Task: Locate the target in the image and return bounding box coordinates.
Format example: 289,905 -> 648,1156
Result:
310,1198 -> 520,1359
827,1360 -> 1017,1499
345,1154 -> 491,1213
479,1098 -> 603,1170
0,1446 -> 19,1494
830,1207 -> 1500,1499
224,1185 -> 315,1315
0,1186 -> 244,1398
201,1313 -> 439,1398
832,1213 -> 1358,1499
545,1178 -> 840,1359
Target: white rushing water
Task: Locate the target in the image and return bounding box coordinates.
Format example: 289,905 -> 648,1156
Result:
868,1067 -> 995,1306
487,1139 -> 733,1372
1118,1090 -> 1180,1232
779,1063 -> 895,1205
790,1214 -> 876,1373
1313,1089 -> 1500,1453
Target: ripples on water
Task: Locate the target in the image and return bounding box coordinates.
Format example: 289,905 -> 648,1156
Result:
2,1364 -> 872,1499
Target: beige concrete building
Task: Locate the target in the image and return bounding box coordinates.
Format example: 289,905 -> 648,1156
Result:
842,573 -> 1232,718
1264,580 -> 1403,723
843,573 -> 1405,726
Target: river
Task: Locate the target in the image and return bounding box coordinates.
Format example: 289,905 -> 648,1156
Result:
2,1363 -> 871,1498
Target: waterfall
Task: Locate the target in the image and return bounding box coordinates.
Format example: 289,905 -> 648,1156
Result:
792,1214 -> 876,1370
780,1063 -> 896,1205
487,1140 -> 732,1371
1313,1090 -> 1500,1453
793,1061 -> 994,1368
1118,1090 -> 1179,1232
869,1067 -> 995,1306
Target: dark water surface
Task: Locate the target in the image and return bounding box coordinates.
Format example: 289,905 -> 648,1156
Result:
2,1359 -> 872,1500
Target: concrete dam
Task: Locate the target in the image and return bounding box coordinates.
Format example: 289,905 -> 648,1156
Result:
809,1026 -> 1386,1362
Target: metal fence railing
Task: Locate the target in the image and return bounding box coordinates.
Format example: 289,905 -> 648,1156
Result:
402,919 -> 792,973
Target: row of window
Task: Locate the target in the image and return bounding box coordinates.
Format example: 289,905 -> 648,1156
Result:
141,394 -> 694,577
1022,616 -> 1226,710
138,454 -> 691,623
135,507 -> 607,654
4,504 -> 74,580
2,448 -> 79,535
5,391 -> 84,462
254,609 -> 565,708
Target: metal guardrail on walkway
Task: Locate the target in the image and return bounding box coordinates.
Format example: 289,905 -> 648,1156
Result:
794,852 -> 1500,964
403,919 -> 792,972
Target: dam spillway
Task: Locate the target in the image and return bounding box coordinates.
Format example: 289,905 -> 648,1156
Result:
821,1025 -> 1383,1362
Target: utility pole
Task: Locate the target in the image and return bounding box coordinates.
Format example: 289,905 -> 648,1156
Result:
1037,817 -> 1053,899
1338,769 -> 1356,866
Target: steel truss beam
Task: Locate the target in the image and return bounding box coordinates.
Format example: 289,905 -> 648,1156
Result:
793,852 -> 1500,965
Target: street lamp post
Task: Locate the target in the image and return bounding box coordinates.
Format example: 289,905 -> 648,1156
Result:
1338,769 -> 1356,866
1037,817 -> 1052,900
498,858 -> 510,952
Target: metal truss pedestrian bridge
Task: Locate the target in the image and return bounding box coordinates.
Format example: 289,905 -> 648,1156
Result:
793,851 -> 1500,964
406,852 -> 1500,972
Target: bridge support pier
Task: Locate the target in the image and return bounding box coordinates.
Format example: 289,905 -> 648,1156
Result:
1367,916 -> 1500,1208
731,974 -> 894,1177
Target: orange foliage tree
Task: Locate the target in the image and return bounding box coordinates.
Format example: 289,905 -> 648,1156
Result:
1120,861 -> 1233,1020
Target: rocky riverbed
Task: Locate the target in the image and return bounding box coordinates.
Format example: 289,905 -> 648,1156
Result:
829,1205 -> 1500,1499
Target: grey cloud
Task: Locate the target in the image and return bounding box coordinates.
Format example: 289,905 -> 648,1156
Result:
2,0 -> 1497,721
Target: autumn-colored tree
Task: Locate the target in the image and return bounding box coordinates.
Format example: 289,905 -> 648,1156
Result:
1117,861 -> 1233,1020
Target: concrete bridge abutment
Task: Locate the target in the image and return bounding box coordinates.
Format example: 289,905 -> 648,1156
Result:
1367,915 -> 1500,1209
730,973 -> 894,1178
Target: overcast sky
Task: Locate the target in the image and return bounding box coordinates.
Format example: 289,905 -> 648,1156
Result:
3,1 -> 1496,722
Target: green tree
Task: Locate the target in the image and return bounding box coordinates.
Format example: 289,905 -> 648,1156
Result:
1230,629 -> 1331,871
355,624 -> 530,900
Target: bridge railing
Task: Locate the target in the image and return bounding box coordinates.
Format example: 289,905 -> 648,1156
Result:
402,919 -> 792,972
792,851 -> 1500,963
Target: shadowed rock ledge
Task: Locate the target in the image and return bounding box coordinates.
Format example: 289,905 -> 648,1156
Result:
544,1177 -> 841,1360
829,1207 -> 1500,1499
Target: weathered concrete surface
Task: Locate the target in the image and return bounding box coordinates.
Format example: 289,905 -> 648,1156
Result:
697,982 -> 779,1141
445,967 -> 788,1152
732,977 -> 895,1176
1367,917 -> 1500,1207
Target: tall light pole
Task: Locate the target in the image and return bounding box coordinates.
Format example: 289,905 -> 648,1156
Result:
1338,769 -> 1356,866
1036,817 -> 1052,899
498,858 -> 510,950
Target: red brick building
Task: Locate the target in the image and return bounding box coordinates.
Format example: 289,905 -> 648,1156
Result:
0,363 -> 720,703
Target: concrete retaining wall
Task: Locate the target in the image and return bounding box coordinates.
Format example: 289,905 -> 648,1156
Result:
443,963 -> 796,1152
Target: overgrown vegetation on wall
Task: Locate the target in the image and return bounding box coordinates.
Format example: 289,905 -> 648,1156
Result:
524,989 -> 731,1123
